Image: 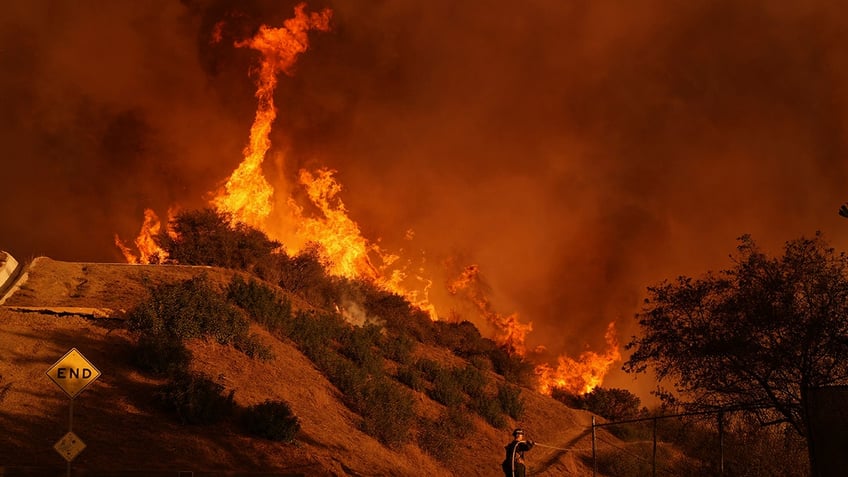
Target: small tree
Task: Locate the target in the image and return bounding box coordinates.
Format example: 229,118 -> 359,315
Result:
625,233 -> 848,471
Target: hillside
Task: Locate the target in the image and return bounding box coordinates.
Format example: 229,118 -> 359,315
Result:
0,257 -> 618,476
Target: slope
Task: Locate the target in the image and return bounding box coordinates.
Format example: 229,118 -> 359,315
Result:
0,257 -> 615,476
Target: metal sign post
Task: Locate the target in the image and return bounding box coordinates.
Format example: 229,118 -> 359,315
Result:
46,348 -> 101,476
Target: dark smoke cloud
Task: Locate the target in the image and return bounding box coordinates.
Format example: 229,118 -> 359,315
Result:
2,0 -> 847,395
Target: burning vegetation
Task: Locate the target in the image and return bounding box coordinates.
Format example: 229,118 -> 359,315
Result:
115,2 -> 620,397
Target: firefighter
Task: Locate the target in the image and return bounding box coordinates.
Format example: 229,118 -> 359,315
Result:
502,428 -> 535,477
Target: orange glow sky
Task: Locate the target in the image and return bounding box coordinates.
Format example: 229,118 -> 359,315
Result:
2,0 -> 847,397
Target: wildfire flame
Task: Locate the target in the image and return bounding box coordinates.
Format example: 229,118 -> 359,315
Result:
212,3 -> 332,229
291,168 -> 381,280
114,208 -> 168,264
447,264 -> 533,354
535,321 -> 622,395
116,2 -> 620,395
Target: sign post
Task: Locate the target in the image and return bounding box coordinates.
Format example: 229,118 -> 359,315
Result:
46,348 -> 100,476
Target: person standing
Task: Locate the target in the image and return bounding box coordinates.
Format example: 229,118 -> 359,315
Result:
502,428 -> 535,477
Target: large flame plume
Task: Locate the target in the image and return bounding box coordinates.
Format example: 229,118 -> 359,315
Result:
116,2 -> 619,395
212,3 -> 332,229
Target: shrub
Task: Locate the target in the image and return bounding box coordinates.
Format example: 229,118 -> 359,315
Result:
414,358 -> 442,382
290,311 -> 346,353
133,334 -> 192,376
227,275 -> 293,334
472,391 -> 506,429
339,324 -> 384,374
358,377 -> 416,447
158,208 -> 280,270
316,351 -> 369,400
468,354 -> 493,372
418,405 -> 475,462
452,364 -> 488,398
364,288 -> 435,344
488,346 -> 536,387
127,275 -> 250,346
235,333 -> 275,361
277,245 -> 340,308
156,372 -> 235,425
497,383 -> 525,420
242,399 -> 300,442
428,368 -> 465,407
381,332 -> 416,365
396,365 -> 426,392
434,320 -> 495,358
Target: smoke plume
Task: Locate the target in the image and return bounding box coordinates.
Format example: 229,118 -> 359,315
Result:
3,0 -> 847,395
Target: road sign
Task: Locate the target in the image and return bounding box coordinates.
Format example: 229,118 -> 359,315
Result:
46,348 -> 101,399
54,431 -> 86,462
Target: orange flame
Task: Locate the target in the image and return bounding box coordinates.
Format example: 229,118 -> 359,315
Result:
535,322 -> 621,395
116,3 -> 620,394
212,3 -> 332,229
114,208 -> 168,264
291,168 -> 381,280
447,265 -> 533,354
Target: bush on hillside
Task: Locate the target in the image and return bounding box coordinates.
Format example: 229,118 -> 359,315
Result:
452,364 -> 488,398
363,287 -> 435,344
396,365 -> 426,392
158,208 -> 280,270
338,324 -> 384,374
434,320 -> 496,358
488,346 -> 536,387
226,275 -> 293,334
133,334 -> 192,376
497,383 -> 525,420
428,368 -> 466,407
358,377 -> 416,448
234,333 -> 275,361
381,332 -> 416,365
414,358 -> 443,382
156,372 -> 235,425
275,245 -> 342,308
316,349 -> 370,400
242,399 -> 300,442
127,275 -> 249,346
471,391 -> 507,429
418,405 -> 474,462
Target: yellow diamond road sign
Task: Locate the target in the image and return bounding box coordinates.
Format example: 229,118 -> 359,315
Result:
54,431 -> 86,462
46,348 -> 101,399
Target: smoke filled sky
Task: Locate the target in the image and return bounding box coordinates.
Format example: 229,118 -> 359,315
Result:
2,0 -> 848,392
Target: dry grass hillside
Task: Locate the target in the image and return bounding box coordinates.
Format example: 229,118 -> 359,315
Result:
0,257 -> 623,476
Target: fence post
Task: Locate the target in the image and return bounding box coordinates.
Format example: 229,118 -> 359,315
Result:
652,417 -> 658,477
718,411 -> 724,477
592,416 -> 597,477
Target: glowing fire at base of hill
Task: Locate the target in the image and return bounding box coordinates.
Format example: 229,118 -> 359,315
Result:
535,322 -> 622,395
114,2 -> 621,396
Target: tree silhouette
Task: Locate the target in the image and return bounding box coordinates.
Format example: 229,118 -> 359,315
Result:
625,233 -> 848,470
